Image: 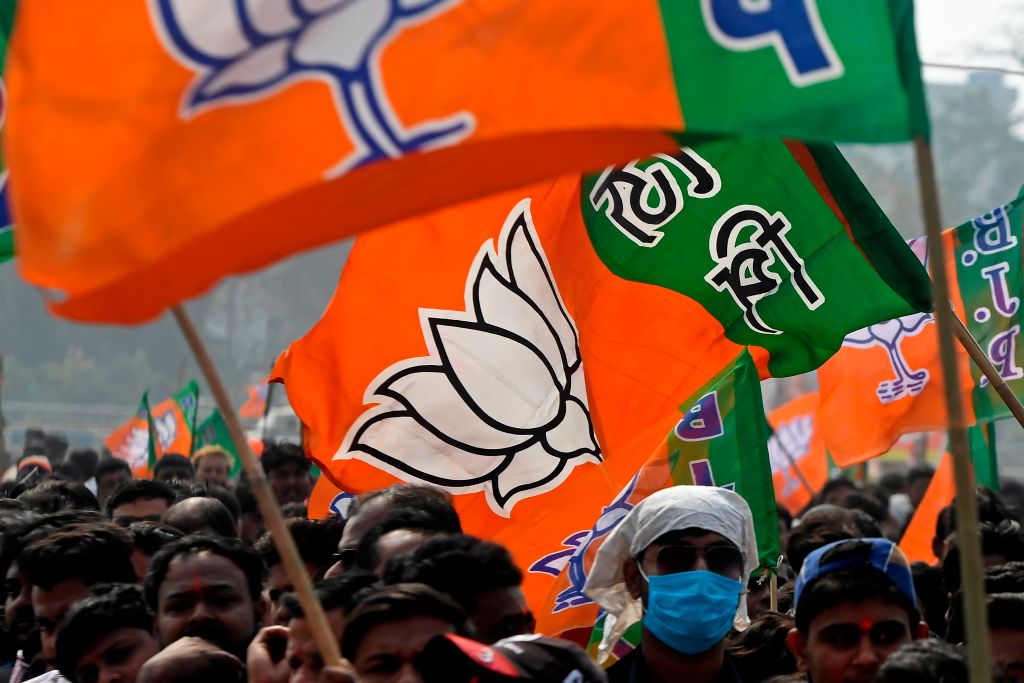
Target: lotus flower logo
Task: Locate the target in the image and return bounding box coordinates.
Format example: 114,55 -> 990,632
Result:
339,199 -> 601,515
151,0 -> 474,175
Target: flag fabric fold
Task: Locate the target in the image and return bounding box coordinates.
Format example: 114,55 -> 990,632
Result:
818,188 -> 1024,465
106,382 -> 200,476
7,0 -> 927,322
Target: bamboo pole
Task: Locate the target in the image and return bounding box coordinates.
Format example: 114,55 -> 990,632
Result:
769,573 -> 778,613
914,136 -> 990,682
171,304 -> 343,668
951,312 -> 1024,431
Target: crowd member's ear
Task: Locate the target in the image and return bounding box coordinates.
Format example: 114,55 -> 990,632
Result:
786,628 -> 808,672
914,621 -> 929,639
623,558 -> 644,600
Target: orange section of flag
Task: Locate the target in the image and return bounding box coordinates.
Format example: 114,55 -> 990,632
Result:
105,413 -> 156,478
899,452 -> 954,564
816,234 -> 974,466
8,1 -> 681,323
273,177 -> 742,617
150,395 -> 194,456
767,392 -> 829,515
240,384 -> 268,420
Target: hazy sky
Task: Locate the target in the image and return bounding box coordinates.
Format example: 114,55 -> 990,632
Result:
917,0 -> 1020,79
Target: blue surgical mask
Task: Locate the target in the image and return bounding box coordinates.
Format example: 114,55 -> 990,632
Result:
640,568 -> 744,655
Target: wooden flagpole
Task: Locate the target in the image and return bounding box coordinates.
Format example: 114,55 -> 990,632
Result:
171,304 -> 343,668
951,313 -> 1024,430
914,136 -> 990,682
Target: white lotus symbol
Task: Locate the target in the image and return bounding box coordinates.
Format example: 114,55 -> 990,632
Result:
339,199 -> 601,515
151,0 -> 474,175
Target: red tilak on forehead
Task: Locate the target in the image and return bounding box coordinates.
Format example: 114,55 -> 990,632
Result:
860,619 -> 875,632
191,577 -> 204,593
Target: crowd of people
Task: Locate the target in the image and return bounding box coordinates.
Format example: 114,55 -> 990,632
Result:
0,434 -> 1022,682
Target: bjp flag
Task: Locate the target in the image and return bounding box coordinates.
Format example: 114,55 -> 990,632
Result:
6,1 -> 927,323
818,188 -> 1024,465
106,382 -> 200,476
274,137 -> 929,621
767,392 -> 830,515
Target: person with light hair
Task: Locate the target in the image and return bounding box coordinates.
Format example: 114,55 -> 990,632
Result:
192,446 -> 233,487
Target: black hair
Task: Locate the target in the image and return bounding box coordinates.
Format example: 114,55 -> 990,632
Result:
946,562 -> 1024,642
840,493 -> 887,525
20,523 -> 136,589
880,472 -> 907,496
726,612 -> 797,682
785,505 -> 860,574
235,483 -> 261,519
906,466 -> 936,488
127,521 -> 185,556
254,518 -> 343,570
382,533 -> 521,615
162,497 -> 239,538
340,583 -> 472,661
875,639 -> 966,683
144,535 -> 266,609
152,453 -> 194,480
794,541 -> 918,633
278,571 -> 379,622
174,483 -> 241,523
911,562 -> 948,637
942,520 -> 1024,593
106,479 -> 177,516
348,484 -> 461,533
354,508 -> 450,571
281,502 -> 308,519
17,480 -> 99,514
66,450 -> 99,481
53,463 -> 82,483
260,444 -> 309,475
934,486 -> 1015,549
819,478 -> 859,502
55,584 -> 153,683
95,459 -> 131,484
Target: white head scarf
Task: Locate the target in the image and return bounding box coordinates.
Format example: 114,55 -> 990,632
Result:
582,485 -> 759,659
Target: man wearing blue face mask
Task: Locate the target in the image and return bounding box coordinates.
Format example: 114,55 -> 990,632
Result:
584,486 -> 759,683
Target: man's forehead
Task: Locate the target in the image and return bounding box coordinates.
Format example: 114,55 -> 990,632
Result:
163,551 -> 246,586
648,528 -> 736,548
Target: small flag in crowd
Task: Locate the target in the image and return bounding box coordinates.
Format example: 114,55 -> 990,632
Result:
196,408 -> 242,478
0,0 -> 16,265
899,425 -> 999,564
818,187 -> 1024,465
767,392 -> 830,516
7,1 -> 927,322
106,392 -> 159,477
106,381 -> 200,476
275,137 -> 928,623
239,383 -> 269,420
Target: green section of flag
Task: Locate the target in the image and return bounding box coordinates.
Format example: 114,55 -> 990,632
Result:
660,0 -> 928,142
970,423 -> 1000,490
954,188 -> 1024,424
666,349 -> 781,573
581,138 -> 931,378
0,225 -> 11,263
141,392 -> 158,472
174,380 -> 200,433
197,408 -> 242,477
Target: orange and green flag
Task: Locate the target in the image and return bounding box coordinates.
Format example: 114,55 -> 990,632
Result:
274,136 -> 929,619
7,1 -> 927,322
106,391 -> 160,477
767,391 -> 830,516
818,188 -> 1024,465
899,424 -> 998,564
150,380 -> 201,456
